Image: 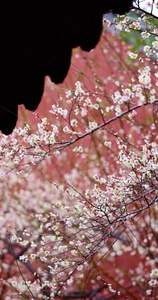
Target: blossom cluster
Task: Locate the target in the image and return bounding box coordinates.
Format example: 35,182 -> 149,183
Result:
0,8 -> 158,299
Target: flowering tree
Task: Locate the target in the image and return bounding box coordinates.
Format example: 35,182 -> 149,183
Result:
0,2 -> 158,299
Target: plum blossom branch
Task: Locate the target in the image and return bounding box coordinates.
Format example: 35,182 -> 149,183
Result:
47,99 -> 158,152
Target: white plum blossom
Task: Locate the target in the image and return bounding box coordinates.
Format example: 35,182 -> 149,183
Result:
150,268 -> 158,279
128,52 -> 138,59
141,31 -> 151,39
138,66 -> 151,86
